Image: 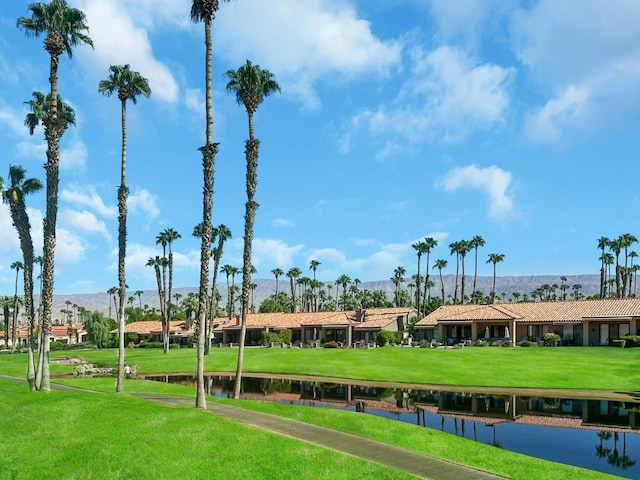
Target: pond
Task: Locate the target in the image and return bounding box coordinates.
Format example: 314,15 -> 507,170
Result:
145,373 -> 640,478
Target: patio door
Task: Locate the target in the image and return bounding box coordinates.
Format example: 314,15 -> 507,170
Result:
599,324 -> 609,346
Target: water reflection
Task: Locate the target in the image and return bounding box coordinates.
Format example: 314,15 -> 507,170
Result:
146,374 -> 640,478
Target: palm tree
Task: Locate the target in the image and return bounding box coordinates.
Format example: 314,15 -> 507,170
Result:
423,237 -> 438,308
190,0 -> 234,409
99,64 -> 151,391
458,240 -> 471,304
486,253 -> 505,304
206,224 -> 231,354
309,260 -> 321,312
135,290 -> 144,309
620,234 -> 638,297
609,238 -> 623,298
433,259 -> 448,304
597,236 -> 610,299
449,241 -> 461,304
391,267 -> 405,307
412,241 -> 427,313
10,261 -> 24,353
628,251 -> 638,296
107,286 -> 117,320
146,256 -> 166,325
2,166 -> 42,388
470,235 -> 485,303
286,267 -> 302,313
23,90 -> 77,389
225,60 -> 280,399
155,228 -> 180,353
18,0 -> 92,393
271,268 -> 283,311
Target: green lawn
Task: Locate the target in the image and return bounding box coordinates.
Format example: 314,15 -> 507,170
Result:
1,346 -> 635,479
38,345 -> 640,391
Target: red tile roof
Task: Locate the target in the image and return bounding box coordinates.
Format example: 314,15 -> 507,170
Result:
416,297 -> 640,326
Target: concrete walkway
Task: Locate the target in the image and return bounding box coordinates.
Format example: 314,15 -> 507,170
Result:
139,394 -> 509,480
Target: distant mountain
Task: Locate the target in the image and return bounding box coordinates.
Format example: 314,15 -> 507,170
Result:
44,273 -> 604,320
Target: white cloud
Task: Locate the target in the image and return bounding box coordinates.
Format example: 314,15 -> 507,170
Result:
271,217 -> 295,228
512,0 -> 640,142
61,186 -> 117,219
184,88 -> 205,115
251,239 -> 304,269
216,0 -> 401,110
128,188 -> 159,221
60,138 -> 88,171
438,164 -> 516,221
59,209 -> 112,242
345,45 -> 513,157
74,0 -> 179,103
426,0 -> 516,47
56,228 -> 87,265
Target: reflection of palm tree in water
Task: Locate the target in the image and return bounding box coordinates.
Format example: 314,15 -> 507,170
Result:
606,432 -> 637,470
595,431 -> 637,470
491,424 -> 503,449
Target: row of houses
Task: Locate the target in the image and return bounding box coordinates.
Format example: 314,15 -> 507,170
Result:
415,297 -> 640,346
4,298 -> 640,349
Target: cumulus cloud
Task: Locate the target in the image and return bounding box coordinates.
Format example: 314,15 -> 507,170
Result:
344,45 -> 513,157
216,0 -> 401,110
438,164 -> 516,220
74,0 -> 179,103
512,0 -> 640,142
60,138 -> 88,171
55,228 -> 87,265
251,239 -> 304,269
59,209 -> 112,242
426,0 -> 516,47
61,186 -> 116,219
128,188 -> 159,221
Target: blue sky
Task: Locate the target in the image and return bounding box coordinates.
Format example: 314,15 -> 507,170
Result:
1,0 -> 639,296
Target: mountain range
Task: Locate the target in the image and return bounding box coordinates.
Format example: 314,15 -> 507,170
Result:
42,273 -> 608,320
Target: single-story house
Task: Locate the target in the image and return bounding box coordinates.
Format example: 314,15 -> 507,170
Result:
120,320 -> 194,345
414,297 -> 640,346
216,307 -> 418,346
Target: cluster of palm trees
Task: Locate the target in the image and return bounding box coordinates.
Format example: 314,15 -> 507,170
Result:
597,234 -> 639,299
403,236 -> 504,310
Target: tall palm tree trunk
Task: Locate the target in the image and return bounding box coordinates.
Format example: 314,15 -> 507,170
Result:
40,48 -> 65,391
233,136 -> 259,399
116,98 -> 128,393
194,11 -> 217,403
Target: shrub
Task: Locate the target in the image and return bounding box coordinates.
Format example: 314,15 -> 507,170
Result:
375,330 -> 393,347
278,329 -> 293,345
64,342 -> 95,351
612,339 -> 626,348
518,340 -> 535,347
623,335 -> 640,347
419,340 -> 430,348
542,333 -> 561,347
475,340 -> 488,347
50,340 -> 66,351
391,331 -> 404,345
138,340 -> 163,348
261,332 -> 281,347
323,341 -> 340,348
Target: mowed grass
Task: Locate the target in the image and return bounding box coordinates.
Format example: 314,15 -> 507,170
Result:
31,345 -> 640,391
1,346 -> 636,480
0,379 -> 416,480
0,376 -> 622,480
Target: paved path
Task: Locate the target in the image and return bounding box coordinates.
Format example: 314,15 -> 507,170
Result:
139,394 -> 509,480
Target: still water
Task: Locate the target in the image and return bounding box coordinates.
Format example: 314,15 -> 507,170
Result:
147,374 -> 640,478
